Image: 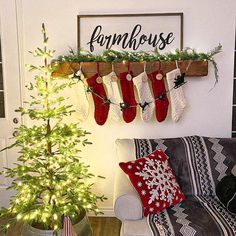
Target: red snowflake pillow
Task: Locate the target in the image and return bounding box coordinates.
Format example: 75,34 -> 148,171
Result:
119,149 -> 185,216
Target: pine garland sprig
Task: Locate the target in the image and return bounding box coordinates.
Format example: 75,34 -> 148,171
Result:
208,44 -> 222,57
57,45 -> 222,84
58,45 -> 222,63
207,44 -> 222,85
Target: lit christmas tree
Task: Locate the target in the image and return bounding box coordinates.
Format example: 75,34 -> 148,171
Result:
0,24 -> 106,234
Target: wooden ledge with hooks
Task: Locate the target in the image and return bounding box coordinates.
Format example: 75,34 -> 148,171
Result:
52,60 -> 208,78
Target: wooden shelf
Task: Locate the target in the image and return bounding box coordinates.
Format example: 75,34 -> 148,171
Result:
52,60 -> 208,78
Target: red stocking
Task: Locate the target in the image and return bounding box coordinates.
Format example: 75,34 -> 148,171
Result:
148,71 -> 169,122
119,71 -> 137,123
87,73 -> 110,125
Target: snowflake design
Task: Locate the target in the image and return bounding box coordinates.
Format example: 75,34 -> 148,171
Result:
127,165 -> 132,169
135,157 -> 179,205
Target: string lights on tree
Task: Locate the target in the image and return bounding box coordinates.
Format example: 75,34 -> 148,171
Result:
0,24 -> 106,235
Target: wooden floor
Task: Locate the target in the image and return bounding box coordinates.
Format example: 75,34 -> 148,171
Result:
0,217 -> 121,236
89,217 -> 121,236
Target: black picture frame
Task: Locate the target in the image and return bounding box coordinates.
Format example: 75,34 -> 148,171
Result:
77,13 -> 184,52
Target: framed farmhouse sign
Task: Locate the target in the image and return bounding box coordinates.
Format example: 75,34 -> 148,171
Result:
77,13 -> 183,53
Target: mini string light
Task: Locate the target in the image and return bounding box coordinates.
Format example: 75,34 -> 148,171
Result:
53,214 -> 58,220
16,214 -> 22,220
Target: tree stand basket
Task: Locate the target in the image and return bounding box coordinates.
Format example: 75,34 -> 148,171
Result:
21,209 -> 92,236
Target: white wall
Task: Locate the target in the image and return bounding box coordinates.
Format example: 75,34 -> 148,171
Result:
19,0 -> 236,213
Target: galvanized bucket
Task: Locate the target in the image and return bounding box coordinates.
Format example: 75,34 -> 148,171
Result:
21,209 -> 92,236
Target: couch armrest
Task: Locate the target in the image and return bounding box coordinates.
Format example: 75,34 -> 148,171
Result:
114,166 -> 143,221
113,139 -> 143,221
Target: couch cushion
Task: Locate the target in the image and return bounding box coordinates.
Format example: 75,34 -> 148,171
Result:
120,196 -> 236,236
148,195 -> 236,236
134,136 -> 236,196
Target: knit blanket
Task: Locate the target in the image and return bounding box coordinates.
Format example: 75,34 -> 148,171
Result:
134,136 -> 236,236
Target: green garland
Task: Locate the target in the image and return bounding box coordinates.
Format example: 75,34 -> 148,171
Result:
58,44 -> 222,83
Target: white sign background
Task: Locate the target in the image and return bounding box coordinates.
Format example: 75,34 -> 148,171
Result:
78,13 -> 183,54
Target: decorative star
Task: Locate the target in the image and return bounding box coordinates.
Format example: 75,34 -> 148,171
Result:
137,182 -> 142,187
141,190 -> 146,196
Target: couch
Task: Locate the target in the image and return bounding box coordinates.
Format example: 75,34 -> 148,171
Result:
114,136 -> 236,236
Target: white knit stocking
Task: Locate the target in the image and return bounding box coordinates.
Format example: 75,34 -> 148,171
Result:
133,72 -> 154,122
71,76 -> 89,122
55,76 -> 89,122
166,68 -> 187,122
73,76 -> 89,121
103,71 -> 123,121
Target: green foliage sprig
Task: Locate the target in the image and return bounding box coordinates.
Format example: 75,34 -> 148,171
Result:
58,44 -> 222,83
59,45 -> 221,62
0,24 -> 106,235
